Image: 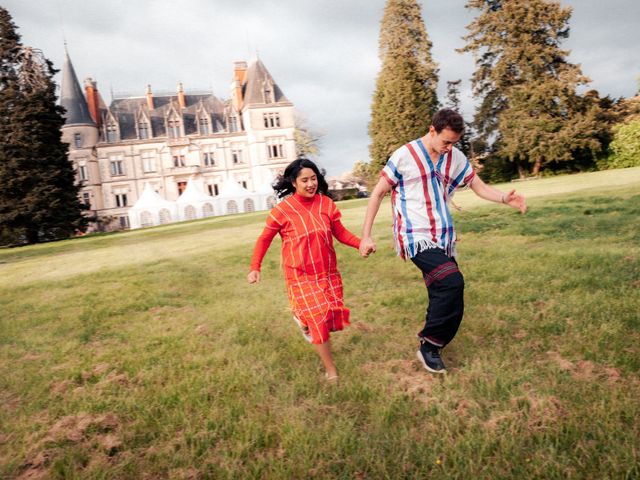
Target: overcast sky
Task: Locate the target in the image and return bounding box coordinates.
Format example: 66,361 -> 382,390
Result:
4,0 -> 639,175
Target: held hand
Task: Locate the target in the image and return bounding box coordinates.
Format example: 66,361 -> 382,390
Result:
359,237 -> 377,258
504,189 -> 527,214
247,270 -> 261,284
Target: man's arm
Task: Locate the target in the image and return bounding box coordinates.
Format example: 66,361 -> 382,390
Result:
360,176 -> 393,257
469,175 -> 527,213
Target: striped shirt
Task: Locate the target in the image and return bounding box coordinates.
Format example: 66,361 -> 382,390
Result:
381,139 -> 475,259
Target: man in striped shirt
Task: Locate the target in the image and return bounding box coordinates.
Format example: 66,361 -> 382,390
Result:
360,109 -> 527,374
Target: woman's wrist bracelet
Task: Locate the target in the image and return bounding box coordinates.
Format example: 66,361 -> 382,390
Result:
500,193 -> 506,204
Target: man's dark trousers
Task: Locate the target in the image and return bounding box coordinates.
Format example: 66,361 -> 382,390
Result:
411,248 -> 465,347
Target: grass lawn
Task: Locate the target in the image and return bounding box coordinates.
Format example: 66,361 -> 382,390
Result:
1,167 -> 639,479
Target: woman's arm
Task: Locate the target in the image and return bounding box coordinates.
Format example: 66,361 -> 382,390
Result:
248,225 -> 279,284
331,218 -> 360,249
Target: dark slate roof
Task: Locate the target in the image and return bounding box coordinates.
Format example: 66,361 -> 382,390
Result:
242,59 -> 290,106
60,51 -> 95,125
100,93 -> 226,141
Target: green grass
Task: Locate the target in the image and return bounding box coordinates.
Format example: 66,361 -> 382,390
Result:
1,168 -> 639,479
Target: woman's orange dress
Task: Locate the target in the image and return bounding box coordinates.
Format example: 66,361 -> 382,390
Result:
250,193 -> 360,344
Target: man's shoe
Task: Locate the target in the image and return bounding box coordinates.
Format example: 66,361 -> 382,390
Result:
417,341 -> 446,374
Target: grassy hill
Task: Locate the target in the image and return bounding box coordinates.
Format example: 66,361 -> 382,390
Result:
1,168 -> 639,479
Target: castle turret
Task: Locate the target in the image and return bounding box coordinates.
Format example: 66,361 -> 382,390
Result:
60,47 -> 102,215
60,49 -> 99,149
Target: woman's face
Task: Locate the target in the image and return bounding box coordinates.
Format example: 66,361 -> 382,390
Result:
292,167 -> 318,198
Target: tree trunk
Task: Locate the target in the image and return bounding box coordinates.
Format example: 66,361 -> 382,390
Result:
531,157 -> 543,176
517,163 -> 527,179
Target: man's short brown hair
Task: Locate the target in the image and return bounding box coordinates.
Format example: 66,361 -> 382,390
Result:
432,109 -> 465,134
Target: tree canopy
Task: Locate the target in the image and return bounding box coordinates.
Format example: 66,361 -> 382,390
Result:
0,7 -> 86,245
369,0 -> 438,171
461,0 -> 605,176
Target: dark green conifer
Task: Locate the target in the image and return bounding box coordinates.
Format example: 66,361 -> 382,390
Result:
461,0 -> 604,176
0,7 -> 86,244
444,80 -> 473,158
369,0 -> 439,170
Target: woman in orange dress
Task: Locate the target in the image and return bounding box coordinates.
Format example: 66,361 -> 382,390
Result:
248,158 -> 361,381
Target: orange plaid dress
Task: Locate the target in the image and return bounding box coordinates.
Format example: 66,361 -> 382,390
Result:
250,193 -> 360,344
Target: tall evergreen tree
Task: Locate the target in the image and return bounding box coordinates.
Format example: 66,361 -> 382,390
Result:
369,0 -> 438,170
0,7 -> 86,245
444,79 -> 473,158
461,0 -> 603,176
444,79 -> 462,113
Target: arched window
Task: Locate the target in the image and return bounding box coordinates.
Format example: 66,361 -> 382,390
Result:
244,198 -> 255,213
140,211 -> 153,228
202,203 -> 214,217
184,205 -> 196,220
227,200 -> 238,215
266,196 -> 277,208
159,209 -> 171,224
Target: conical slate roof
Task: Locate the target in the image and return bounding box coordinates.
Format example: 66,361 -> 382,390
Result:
176,178 -> 215,204
242,59 -> 290,106
60,50 -> 94,125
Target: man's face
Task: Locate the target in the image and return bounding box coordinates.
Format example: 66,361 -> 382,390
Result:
429,126 -> 461,155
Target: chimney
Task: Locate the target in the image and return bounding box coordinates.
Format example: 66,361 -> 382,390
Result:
84,77 -> 101,127
146,84 -> 154,110
232,61 -> 247,111
177,82 -> 186,109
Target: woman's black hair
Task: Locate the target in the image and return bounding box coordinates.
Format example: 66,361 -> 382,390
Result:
272,158 -> 331,199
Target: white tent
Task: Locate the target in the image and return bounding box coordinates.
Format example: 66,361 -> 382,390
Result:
254,172 -> 278,211
176,177 -> 217,220
215,180 -> 262,215
128,183 -> 178,229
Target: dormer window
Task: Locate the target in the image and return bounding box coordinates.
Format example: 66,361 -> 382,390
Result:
263,82 -> 275,103
168,118 -> 181,138
106,121 -> 118,142
228,116 -> 239,133
199,116 -> 210,135
138,121 -> 150,139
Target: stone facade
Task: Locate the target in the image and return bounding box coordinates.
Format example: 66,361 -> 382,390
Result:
60,52 -> 295,230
